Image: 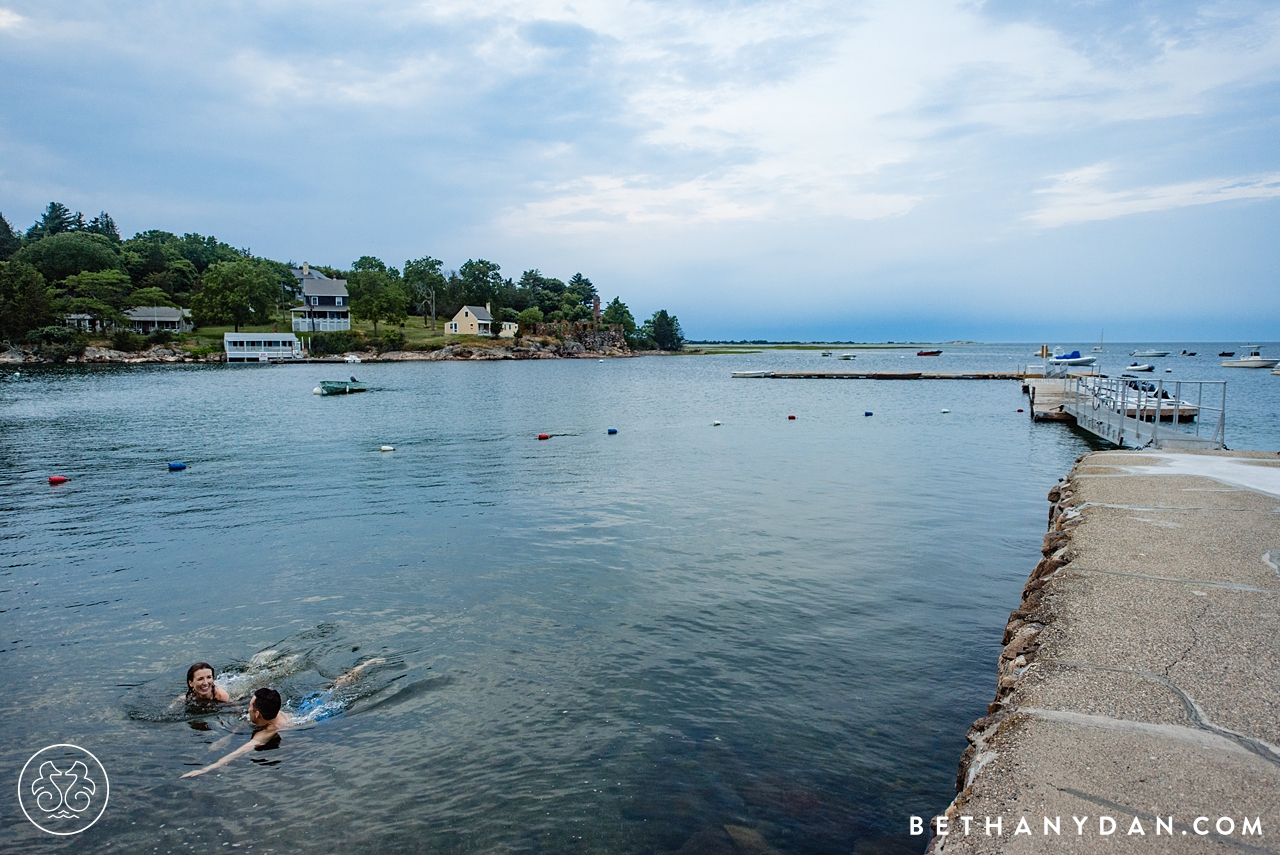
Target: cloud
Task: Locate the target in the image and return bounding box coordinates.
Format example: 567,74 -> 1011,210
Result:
0,7 -> 23,28
1028,165 -> 1280,227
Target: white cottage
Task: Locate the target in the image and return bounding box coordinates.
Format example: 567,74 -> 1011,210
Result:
223,333 -> 302,362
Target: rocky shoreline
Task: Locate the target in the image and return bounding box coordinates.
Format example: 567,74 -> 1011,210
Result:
1,341 -> 634,365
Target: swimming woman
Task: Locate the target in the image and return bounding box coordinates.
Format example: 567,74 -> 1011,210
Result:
179,658 -> 384,778
182,662 -> 230,704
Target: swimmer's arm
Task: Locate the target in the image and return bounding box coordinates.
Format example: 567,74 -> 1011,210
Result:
181,728 -> 272,778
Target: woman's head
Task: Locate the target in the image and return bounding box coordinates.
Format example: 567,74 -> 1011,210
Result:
186,662 -> 217,699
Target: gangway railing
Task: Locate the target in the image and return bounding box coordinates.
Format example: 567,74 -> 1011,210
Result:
1062,376 -> 1225,450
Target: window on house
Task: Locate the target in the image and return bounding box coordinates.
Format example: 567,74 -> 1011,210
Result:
311,296 -> 318,306
336,297 -> 343,305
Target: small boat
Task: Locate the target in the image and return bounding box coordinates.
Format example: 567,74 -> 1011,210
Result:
837,353 -> 856,360
1049,349 -> 1097,366
1180,350 -> 1197,356
320,378 -> 367,395
1219,351 -> 1234,357
344,354 -> 362,363
1092,330 -> 1104,352
1272,367 -> 1280,376
731,370 -> 774,378
1130,349 -> 1170,357
917,350 -> 942,356
1222,346 -> 1279,369
1127,363 -> 1154,372
820,351 -> 832,357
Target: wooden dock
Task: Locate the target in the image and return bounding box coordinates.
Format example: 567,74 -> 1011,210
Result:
732,371 -> 1024,380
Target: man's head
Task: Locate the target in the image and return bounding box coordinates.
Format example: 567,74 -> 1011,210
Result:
249,688 -> 282,724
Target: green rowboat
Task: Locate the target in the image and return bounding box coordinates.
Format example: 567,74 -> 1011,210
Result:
320,380 -> 367,395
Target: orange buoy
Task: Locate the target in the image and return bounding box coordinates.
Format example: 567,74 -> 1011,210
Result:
538,433 -> 550,440
49,475 -> 68,485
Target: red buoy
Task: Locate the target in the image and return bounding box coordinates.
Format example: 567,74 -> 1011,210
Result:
1017,408 -> 1024,413
787,415 -> 796,420
538,433 -> 550,440
49,475 -> 68,485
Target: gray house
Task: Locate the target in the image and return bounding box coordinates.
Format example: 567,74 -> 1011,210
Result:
127,306 -> 193,334
290,262 -> 351,332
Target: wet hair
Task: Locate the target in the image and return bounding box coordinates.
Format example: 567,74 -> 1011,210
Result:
253,688 -> 282,722
185,662 -> 217,700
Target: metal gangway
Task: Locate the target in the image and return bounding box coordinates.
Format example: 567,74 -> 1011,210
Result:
1061,376 -> 1226,450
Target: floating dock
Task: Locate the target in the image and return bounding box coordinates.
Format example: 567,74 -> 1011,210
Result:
732,371 -> 1024,380
1024,377 -> 1224,450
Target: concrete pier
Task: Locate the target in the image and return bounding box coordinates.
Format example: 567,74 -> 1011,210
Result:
929,449 -> 1280,854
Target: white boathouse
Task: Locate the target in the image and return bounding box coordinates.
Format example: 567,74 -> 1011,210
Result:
223,333 -> 303,362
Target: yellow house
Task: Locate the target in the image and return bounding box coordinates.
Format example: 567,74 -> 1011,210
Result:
446,304 -> 516,338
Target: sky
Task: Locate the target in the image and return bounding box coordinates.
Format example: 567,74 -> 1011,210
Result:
1,0 -> 1278,341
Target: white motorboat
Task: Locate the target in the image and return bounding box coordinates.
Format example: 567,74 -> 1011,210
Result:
1049,349 -> 1097,366
1130,349 -> 1170,357
837,353 -> 856,360
344,354 -> 362,363
1126,363 -> 1154,372
1222,346 -> 1278,369
820,351 -> 832,357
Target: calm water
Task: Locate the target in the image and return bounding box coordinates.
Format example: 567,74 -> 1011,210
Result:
1,344 -> 1276,853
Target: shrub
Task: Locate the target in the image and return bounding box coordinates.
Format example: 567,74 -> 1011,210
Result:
111,329 -> 146,352
375,329 -> 406,352
308,330 -> 367,355
26,325 -> 87,361
147,328 -> 174,345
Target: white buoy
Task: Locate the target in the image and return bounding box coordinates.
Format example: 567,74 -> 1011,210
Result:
599,359 -> 604,363
313,387 -> 322,395
712,421 -> 722,426
380,445 -> 395,452
941,408 -> 950,413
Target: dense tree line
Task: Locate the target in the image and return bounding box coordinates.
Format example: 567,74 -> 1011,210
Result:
0,202 -> 683,350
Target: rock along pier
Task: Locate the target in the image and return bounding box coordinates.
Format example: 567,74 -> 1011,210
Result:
929,449 -> 1280,854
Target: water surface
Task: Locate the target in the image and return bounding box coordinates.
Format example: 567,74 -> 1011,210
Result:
1,344 -> 1273,853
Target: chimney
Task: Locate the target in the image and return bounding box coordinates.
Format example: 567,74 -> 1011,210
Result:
486,302 -> 491,313
302,261 -> 309,276
593,295 -> 601,323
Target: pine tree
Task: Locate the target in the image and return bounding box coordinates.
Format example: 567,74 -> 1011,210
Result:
25,202 -> 79,241
0,213 -> 20,260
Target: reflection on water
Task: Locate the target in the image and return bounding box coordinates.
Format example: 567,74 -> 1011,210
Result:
5,346 -> 1268,852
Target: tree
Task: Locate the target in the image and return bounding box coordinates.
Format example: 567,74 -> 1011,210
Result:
347,257 -> 409,334
84,212 -> 121,242
61,269 -> 136,330
566,273 -> 597,307
0,261 -> 56,342
600,297 -> 637,339
642,310 -> 684,351
404,255 -> 445,329
516,306 -> 544,335
0,213 -> 20,261
12,231 -> 122,283
125,286 -> 178,308
189,259 -> 278,331
25,202 -> 79,241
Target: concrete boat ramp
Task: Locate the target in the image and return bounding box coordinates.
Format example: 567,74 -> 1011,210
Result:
928,449 -> 1280,854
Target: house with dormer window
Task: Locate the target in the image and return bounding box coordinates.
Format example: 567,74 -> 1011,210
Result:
290,262 -> 351,332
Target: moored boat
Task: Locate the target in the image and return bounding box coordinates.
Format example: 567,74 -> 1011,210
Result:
1130,349 -> 1170,357
916,350 -> 942,356
1049,349 -> 1097,366
837,353 -> 856,360
1222,346 -> 1278,369
320,378 -> 367,395
1126,363 -> 1154,372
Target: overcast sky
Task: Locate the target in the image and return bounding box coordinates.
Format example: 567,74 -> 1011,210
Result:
2,0 -> 1277,340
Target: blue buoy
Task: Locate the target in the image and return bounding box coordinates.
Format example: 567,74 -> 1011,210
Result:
607,428 -> 617,434
168,462 -> 187,471
864,411 -> 873,417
